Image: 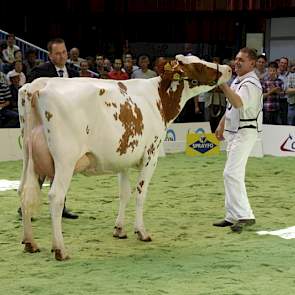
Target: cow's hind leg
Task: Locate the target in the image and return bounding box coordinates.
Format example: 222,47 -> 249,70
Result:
21,156 -> 41,253
113,171 -> 131,239
134,151 -> 159,242
48,163 -> 75,261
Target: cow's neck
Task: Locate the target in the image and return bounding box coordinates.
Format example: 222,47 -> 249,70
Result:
157,74 -> 187,126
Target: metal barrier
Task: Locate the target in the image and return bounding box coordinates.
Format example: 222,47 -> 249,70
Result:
0,29 -> 48,61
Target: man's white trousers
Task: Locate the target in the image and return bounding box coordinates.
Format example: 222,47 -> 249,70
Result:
224,129 -> 257,222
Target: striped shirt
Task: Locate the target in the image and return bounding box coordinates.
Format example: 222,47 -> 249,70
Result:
0,82 -> 12,105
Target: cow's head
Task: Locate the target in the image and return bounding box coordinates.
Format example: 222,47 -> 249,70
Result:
157,55 -> 231,126
175,54 -> 231,95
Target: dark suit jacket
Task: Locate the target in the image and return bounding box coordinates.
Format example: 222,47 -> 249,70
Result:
27,61 -> 79,82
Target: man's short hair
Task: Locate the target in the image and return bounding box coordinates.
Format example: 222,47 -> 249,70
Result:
239,47 -> 258,61
47,38 -> 65,53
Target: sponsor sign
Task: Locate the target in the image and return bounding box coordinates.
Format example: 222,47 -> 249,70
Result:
186,133 -> 220,156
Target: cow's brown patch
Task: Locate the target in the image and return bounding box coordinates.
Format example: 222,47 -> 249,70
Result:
99,89 -> 105,95
118,82 -> 127,95
139,180 -> 144,188
158,71 -> 184,125
21,98 -> 25,106
156,139 -> 162,149
116,101 -> 144,155
113,112 -> 118,120
182,62 -> 221,87
45,111 -> 53,122
86,125 -> 90,134
147,143 -> 155,155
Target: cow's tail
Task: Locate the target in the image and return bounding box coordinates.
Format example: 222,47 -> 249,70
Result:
19,90 -> 42,217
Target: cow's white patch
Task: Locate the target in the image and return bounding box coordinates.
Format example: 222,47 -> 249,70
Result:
257,226 -> 295,239
0,179 -> 49,192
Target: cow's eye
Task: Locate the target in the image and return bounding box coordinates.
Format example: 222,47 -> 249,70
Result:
191,80 -> 199,86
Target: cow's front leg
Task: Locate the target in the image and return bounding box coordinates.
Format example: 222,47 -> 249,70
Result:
113,171 -> 131,239
49,167 -> 73,261
134,151 -> 159,242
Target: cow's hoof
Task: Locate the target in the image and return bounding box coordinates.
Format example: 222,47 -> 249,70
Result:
135,231 -> 152,242
113,226 -> 128,239
23,241 -> 40,253
54,249 -> 70,261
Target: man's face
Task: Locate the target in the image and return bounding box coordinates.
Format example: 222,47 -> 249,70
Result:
70,48 -> 79,61
49,42 -> 68,67
80,61 -> 89,71
96,56 -> 104,67
113,59 -> 122,71
7,36 -> 14,47
234,51 -> 255,77
278,58 -> 288,72
256,57 -> 266,70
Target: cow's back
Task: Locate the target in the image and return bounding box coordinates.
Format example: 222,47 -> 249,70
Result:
32,77 -> 165,173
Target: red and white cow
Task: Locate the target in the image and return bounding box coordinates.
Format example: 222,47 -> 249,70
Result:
18,54 -> 231,260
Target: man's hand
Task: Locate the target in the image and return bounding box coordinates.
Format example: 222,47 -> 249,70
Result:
215,124 -> 225,141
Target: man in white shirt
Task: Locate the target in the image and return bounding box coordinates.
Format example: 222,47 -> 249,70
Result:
213,48 -> 263,233
131,55 -> 157,79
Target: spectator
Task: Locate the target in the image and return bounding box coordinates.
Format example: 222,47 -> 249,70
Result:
14,50 -> 23,62
2,34 -> 20,65
23,48 -> 42,77
68,47 -> 84,68
277,57 -> 290,124
79,60 -> 95,77
0,71 -> 8,85
261,62 -> 284,125
131,55 -> 157,79
85,56 -> 97,72
255,54 -> 267,80
7,61 -> 26,86
107,58 -> 128,80
8,72 -> 21,112
124,53 -> 139,72
0,81 -> 19,128
286,69 -> 295,125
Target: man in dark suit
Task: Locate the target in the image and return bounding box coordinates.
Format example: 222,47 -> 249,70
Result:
27,38 -> 79,82
23,38 -> 79,219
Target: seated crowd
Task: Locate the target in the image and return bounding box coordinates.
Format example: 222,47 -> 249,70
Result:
0,33 -> 295,129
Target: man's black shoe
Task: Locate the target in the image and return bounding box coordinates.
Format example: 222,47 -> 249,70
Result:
213,220 -> 233,227
230,219 -> 255,233
62,207 -> 79,219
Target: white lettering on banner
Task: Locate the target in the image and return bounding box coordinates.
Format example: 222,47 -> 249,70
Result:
191,142 -> 215,149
